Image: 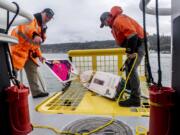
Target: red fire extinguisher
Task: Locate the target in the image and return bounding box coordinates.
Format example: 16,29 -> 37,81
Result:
148,85 -> 175,135
5,83 -> 33,135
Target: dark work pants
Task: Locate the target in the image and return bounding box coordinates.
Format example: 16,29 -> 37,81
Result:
15,59 -> 45,97
125,44 -> 145,98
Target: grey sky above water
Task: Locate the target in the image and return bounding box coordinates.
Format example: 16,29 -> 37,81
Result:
9,0 -> 171,44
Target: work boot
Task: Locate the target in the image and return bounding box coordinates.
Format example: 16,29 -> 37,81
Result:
119,97 -> 140,107
33,92 -> 49,98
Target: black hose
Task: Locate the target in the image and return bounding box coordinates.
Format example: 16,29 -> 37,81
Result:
4,2 -> 20,86
5,2 -> 20,33
155,0 -> 162,87
142,0 -> 155,85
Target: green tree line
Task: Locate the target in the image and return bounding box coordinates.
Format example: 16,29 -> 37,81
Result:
41,34 -> 171,53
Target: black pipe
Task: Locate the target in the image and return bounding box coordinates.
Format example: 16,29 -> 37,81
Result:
0,29 -> 11,135
155,0 -> 162,87
171,16 -> 180,135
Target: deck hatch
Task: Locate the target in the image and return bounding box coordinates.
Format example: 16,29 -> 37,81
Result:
42,81 -> 87,111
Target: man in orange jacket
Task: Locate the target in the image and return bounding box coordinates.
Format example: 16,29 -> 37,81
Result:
100,6 -> 146,107
11,8 -> 54,98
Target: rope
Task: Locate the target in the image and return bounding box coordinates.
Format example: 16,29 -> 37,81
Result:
116,53 -> 138,103
33,124 -> 76,135
142,0 -> 155,85
83,118 -> 115,135
5,2 -> 20,33
33,118 -> 115,135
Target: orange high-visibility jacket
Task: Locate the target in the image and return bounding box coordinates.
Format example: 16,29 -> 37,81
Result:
110,6 -> 144,46
10,18 -> 45,70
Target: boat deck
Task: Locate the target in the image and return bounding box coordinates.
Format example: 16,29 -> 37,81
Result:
29,83 -> 149,135
36,81 -> 149,117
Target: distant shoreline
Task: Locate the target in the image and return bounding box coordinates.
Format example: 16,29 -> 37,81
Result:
43,51 -> 171,54
41,34 -> 171,54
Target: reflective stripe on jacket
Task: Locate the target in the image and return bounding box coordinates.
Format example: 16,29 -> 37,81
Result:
10,18 -> 43,70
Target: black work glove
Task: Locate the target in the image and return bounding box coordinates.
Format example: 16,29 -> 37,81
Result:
29,50 -> 38,58
126,34 -> 138,54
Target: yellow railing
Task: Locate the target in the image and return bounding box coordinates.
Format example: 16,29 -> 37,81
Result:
68,48 -> 145,80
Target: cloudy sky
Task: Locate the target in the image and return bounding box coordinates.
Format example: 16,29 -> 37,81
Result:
8,0 -> 171,44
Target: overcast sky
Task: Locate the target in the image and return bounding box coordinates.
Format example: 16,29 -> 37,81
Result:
9,0 -> 171,44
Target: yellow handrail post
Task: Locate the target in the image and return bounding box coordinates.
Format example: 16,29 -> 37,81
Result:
92,55 -> 97,71
118,55 -> 123,76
